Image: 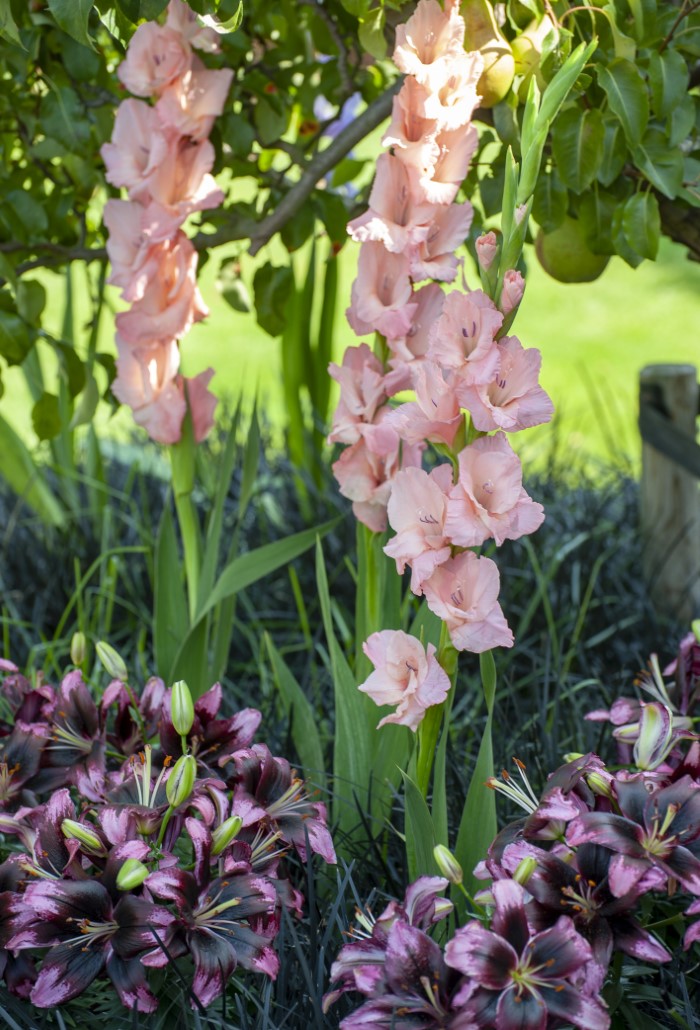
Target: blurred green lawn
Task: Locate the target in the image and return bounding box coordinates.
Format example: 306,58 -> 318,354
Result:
4,233 -> 700,473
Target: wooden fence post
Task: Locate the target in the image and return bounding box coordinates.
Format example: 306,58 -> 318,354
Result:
639,364 -> 700,624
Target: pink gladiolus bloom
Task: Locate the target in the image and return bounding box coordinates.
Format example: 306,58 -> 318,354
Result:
418,124 -> 478,205
112,337 -> 187,445
387,283 -> 445,366
347,154 -> 436,255
143,134 -> 225,221
393,0 -> 466,89
116,232 -> 208,344
421,52 -> 483,130
476,230 -> 499,272
389,362 -> 462,448
103,200 -> 158,296
384,464 -> 453,594
184,368 -> 217,443
445,432 -> 544,547
117,22 -> 191,97
422,552 -> 513,652
156,63 -> 233,140
328,343 -> 389,446
101,100 -> 169,198
332,436 -> 423,533
408,201 -> 473,282
359,630 -> 451,731
346,243 -> 416,339
427,288 -> 502,387
500,268 -> 525,315
460,336 -> 554,432
382,79 -> 440,178
166,0 -> 221,51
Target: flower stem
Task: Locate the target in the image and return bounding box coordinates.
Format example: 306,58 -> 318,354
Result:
416,622 -> 459,797
170,413 -> 201,624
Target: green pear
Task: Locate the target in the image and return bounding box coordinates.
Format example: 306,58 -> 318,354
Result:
511,14 -> 558,98
535,216 -> 610,283
462,0 -> 515,108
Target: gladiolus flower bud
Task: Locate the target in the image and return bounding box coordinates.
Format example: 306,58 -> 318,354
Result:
513,856 -> 537,886
433,844 -> 463,885
166,754 -> 196,807
61,818 -> 108,856
96,641 -> 128,681
171,680 -> 195,737
476,231 -> 498,272
499,269 -> 525,316
116,858 -> 150,890
211,815 -> 243,855
70,631 -> 86,666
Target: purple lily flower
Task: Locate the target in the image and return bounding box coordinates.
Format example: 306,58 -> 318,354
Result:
504,840 -> 671,970
144,866 -> 279,1006
445,880 -> 610,1029
0,723 -> 50,810
231,744 -> 336,863
0,857 -> 36,998
0,668 -> 54,737
158,682 -> 261,773
101,675 -> 167,756
6,879 -> 171,1011
665,631 -> 700,714
567,775 -> 700,896
33,671 -> 106,793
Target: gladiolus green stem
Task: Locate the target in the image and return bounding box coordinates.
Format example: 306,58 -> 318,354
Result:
416,622 -> 458,797
170,413 -> 201,624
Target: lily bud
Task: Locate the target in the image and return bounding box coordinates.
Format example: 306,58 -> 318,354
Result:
433,844 -> 463,885
166,754 -> 196,807
96,641 -> 127,682
634,702 -> 674,771
116,858 -> 150,891
513,856 -> 537,886
586,771 -> 614,799
211,815 -> 243,856
171,680 -> 195,737
61,818 -> 108,857
70,631 -> 86,666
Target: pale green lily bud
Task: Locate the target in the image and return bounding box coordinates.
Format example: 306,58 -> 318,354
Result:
171,680 -> 195,737
586,771 -> 614,799
433,844 -> 463,885
211,815 -> 243,856
116,858 -> 150,891
61,818 -> 108,857
634,703 -> 674,771
692,619 -> 700,643
96,641 -> 127,682
513,856 -> 537,886
166,754 -> 196,807
70,631 -> 86,666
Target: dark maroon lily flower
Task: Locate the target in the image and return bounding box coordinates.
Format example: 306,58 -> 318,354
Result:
231,744 -> 336,863
32,671 -> 106,793
0,724 -> 50,810
102,676 -> 167,756
144,864 -> 279,1006
0,666 -> 54,737
665,631 -> 700,715
324,876 -> 456,1024
505,840 -> 671,970
6,879 -> 172,1011
568,775 -> 700,897
0,856 -> 36,998
445,879 -> 609,1029
158,682 -> 261,773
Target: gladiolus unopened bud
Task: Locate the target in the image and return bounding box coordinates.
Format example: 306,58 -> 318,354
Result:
70,631 -> 86,666
499,269 -> 525,316
433,844 -> 463,885
513,856 -> 537,886
96,641 -> 127,682
476,231 -> 498,272
166,754 -> 196,807
211,815 -> 243,855
116,858 -> 150,890
61,818 -> 108,856
171,680 -> 195,737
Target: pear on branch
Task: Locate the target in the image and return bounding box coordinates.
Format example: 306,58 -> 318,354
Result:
462,0 -> 515,108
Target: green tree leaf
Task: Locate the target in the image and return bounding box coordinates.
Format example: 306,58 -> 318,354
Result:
648,49 -> 688,118
551,107 -> 604,194
216,258 -> 251,312
597,119 -> 627,187
611,204 -> 645,267
621,192 -> 660,260
358,7 -> 386,59
633,128 -> 684,198
253,262 -> 293,337
597,59 -> 649,147
532,167 -> 568,232
0,311 -> 32,365
31,392 -> 62,440
15,280 -> 46,325
47,0 -> 95,49
578,189 -> 619,254
0,0 -> 23,46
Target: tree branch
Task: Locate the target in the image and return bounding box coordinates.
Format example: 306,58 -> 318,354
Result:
659,197 -> 700,262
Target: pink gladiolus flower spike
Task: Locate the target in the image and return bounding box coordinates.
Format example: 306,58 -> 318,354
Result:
422,552 -> 513,653
359,630 -> 451,731
384,464 -> 454,595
